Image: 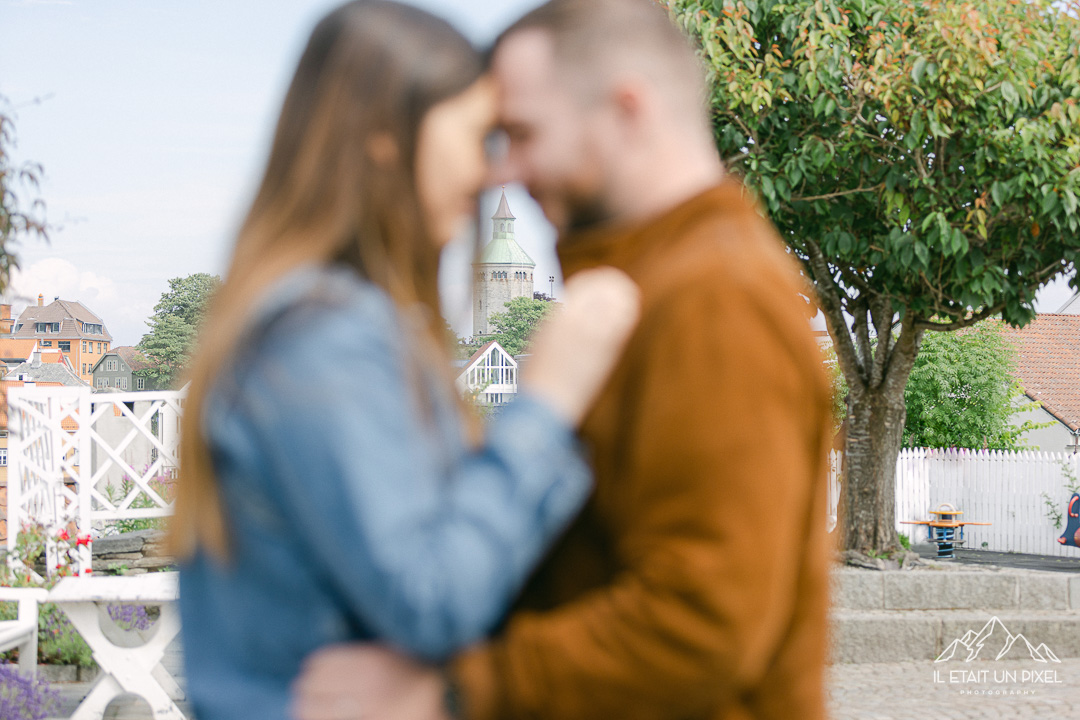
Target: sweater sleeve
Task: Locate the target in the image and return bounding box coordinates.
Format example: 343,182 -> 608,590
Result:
212,294 -> 592,662
450,279 -> 833,720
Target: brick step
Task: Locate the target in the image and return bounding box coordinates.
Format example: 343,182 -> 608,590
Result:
832,567 -> 1080,612
829,610 -> 1080,664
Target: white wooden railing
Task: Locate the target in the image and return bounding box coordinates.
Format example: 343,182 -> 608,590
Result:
6,386 -> 185,577
828,448 -> 1080,557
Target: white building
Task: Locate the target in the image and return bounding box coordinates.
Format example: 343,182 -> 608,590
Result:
472,191 -> 535,336
456,340 -> 518,407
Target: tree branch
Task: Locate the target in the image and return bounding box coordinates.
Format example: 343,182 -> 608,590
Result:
870,295 -> 894,388
853,298 -> 874,382
791,183 -> 884,203
882,313 -> 924,398
914,303 -> 1005,332
805,239 -> 866,389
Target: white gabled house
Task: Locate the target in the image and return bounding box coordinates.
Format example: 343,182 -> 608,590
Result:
456,340 -> 518,407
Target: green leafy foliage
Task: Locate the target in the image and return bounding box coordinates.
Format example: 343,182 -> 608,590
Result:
903,321 -> 1048,449
0,97 -> 47,295
668,0 -> 1080,551
668,0 -> 1080,329
0,523 -> 94,668
484,297 -> 559,356
823,345 -> 849,431
102,474 -> 176,535
1043,460 -> 1080,528
137,273 -> 221,388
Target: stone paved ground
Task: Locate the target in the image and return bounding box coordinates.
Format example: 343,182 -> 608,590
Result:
53,660 -> 1080,719
828,658 -> 1080,719
49,627 -> 1080,719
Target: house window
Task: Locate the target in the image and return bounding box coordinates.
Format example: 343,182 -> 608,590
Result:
97,342 -> 103,353
102,378 -> 109,388
136,377 -> 145,390
120,377 -> 128,390
59,341 -> 70,352
82,364 -> 86,374
107,359 -> 117,372
40,341 -> 52,347
82,341 -> 87,352
0,448 -> 7,466
35,322 -> 59,333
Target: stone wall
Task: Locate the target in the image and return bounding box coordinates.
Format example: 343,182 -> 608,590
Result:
92,529 -> 175,575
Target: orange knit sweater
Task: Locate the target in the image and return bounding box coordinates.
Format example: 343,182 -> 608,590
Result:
451,180 -> 835,720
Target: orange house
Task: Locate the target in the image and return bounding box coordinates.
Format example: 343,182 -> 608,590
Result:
9,295 -> 111,385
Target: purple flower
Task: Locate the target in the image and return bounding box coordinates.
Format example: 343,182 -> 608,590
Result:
0,664 -> 60,720
106,603 -> 154,632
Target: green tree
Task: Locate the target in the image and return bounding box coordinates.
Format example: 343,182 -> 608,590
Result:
137,273 -> 220,388
486,297 -> 558,356
668,0 -> 1080,553
0,98 -> 48,291
903,321 -> 1047,449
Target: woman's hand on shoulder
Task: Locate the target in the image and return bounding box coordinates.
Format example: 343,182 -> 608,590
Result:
522,267 -> 640,427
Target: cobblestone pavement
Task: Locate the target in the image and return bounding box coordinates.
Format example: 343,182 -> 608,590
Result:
828,658 -> 1080,719
52,657 -> 1080,719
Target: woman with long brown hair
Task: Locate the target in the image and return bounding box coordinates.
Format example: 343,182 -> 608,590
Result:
172,2 -> 638,718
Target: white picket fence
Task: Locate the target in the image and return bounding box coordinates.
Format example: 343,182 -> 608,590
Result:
828,448 -> 1080,557
6,386 -> 185,576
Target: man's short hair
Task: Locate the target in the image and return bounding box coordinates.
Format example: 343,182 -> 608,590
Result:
495,0 -> 707,112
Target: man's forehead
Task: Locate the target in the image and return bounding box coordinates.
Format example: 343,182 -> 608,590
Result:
492,29 -> 559,96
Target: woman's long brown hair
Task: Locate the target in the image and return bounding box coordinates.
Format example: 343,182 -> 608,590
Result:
169,0 -> 484,561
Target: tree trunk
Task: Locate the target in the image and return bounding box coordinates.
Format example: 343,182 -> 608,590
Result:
841,383 -> 907,553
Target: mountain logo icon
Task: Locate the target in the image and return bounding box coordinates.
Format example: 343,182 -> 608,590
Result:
935,616 -> 1061,663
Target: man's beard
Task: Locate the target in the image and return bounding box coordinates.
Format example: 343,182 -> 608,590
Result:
565,193 -> 615,233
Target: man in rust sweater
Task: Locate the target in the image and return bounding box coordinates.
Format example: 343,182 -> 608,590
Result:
295,1 -> 835,719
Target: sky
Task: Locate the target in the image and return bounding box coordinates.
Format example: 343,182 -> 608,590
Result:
0,0 -> 552,344
1,0 -> 1076,346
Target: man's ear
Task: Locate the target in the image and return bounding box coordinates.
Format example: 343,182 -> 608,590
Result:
366,132 -> 399,167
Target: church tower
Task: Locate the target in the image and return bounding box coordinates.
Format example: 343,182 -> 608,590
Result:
473,190 -> 535,336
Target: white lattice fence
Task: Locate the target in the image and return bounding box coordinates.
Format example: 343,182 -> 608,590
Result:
828,448 -> 1080,557
6,386 -> 185,577
7,388 -> 88,575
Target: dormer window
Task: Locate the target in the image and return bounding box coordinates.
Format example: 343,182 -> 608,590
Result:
35,322 -> 60,333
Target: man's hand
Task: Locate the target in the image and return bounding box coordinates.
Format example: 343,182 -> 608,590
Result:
291,643 -> 452,720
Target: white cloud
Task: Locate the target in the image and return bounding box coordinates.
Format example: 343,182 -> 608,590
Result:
7,258 -> 155,346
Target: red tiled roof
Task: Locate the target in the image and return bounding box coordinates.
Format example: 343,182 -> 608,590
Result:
1005,314 -> 1080,431
0,338 -> 37,361
113,346 -> 153,372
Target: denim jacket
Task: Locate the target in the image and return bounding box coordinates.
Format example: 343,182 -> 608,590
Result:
178,265 -> 591,720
